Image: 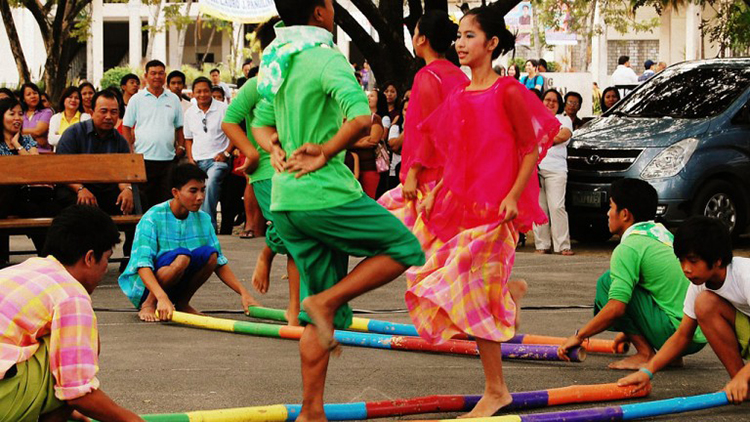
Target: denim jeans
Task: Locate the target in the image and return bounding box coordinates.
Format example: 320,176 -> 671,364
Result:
196,159 -> 230,230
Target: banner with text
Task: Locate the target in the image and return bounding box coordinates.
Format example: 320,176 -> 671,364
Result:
198,0 -> 277,23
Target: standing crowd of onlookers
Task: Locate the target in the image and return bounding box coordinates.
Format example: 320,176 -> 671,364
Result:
1,51 -> 670,265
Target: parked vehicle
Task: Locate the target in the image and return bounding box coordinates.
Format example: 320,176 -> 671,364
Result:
567,58 -> 750,241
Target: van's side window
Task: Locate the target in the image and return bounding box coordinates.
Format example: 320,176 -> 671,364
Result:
732,102 -> 750,125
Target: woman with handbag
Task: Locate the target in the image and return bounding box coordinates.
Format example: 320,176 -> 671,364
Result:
348,90 -> 386,198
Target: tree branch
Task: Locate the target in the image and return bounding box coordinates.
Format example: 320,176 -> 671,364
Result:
345,0 -> 392,41
0,0 -> 31,82
333,1 -> 380,57
22,0 -> 50,40
404,0 -> 422,35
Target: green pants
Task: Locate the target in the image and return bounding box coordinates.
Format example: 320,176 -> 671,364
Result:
0,338 -> 64,422
274,195 -> 425,329
252,179 -> 288,255
595,270 -> 705,355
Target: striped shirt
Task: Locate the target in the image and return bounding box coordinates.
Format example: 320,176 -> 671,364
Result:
0,257 -> 100,400
118,201 -> 228,307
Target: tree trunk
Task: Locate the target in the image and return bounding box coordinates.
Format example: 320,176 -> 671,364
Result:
146,0 -> 167,59
0,2 -> 32,84
175,0 -> 194,66
199,25 -> 216,67
575,0 -> 597,72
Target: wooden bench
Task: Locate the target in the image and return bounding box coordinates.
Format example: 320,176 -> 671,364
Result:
0,154 -> 147,264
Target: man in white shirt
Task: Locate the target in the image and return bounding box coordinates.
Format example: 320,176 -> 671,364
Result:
209,68 -> 232,102
184,76 -> 233,231
611,55 -> 639,86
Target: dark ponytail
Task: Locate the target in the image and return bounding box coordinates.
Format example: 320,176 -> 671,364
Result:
417,10 -> 458,55
463,6 -> 515,60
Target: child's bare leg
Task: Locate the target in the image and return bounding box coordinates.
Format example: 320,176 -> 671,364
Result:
252,246 -> 275,295
608,333 -> 655,370
286,257 -> 301,326
139,255 -> 190,322
459,338 -> 512,418
174,253 -> 217,314
302,255 -> 407,351
507,279 -> 528,330
296,325 -> 330,422
695,290 -> 744,377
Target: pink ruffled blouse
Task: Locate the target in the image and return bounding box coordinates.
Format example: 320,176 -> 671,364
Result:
400,59 -> 469,184
416,77 -> 561,241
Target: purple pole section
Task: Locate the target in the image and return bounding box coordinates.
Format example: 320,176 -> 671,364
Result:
505,391 -> 552,411
521,406 -> 624,421
502,344 -> 585,362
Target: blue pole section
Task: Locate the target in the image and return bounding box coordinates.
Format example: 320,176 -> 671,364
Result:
620,391 -> 729,420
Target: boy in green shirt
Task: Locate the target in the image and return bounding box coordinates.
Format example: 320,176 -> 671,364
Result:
249,0 -> 425,420
557,178 -> 706,369
222,17 -> 302,324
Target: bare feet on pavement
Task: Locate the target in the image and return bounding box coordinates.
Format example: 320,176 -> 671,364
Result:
458,387 -> 513,418
301,296 -> 341,357
138,305 -> 158,322
608,353 -> 653,370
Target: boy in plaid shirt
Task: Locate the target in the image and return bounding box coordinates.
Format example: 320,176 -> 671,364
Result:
0,206 -> 141,421
119,164 -> 259,322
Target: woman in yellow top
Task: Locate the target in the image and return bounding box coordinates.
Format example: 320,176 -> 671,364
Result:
48,86 -> 91,148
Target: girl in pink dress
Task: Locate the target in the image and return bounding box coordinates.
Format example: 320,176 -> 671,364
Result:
407,6 -> 561,418
377,10 -> 468,230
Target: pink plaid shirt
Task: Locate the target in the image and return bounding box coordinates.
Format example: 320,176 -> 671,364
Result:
0,257 -> 100,400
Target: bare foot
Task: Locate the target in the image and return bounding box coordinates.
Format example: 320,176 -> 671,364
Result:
252,247 -> 274,294
286,306 -> 301,327
459,389 -> 513,418
668,357 -> 684,368
507,279 -> 528,330
301,296 -> 341,357
176,304 -> 203,316
608,353 -> 653,370
295,412 -> 327,422
138,305 -> 158,322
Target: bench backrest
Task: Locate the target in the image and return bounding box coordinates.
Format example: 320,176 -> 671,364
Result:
0,154 -> 147,185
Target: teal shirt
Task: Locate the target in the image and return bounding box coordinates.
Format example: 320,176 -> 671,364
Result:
222,78 -> 273,183
118,201 -> 228,308
122,89 -> 184,161
609,234 -> 706,344
253,45 -> 370,211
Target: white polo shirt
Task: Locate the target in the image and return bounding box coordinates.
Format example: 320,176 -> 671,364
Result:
183,99 -> 229,161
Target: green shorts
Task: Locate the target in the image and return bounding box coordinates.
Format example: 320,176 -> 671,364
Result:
595,270 -> 706,355
252,179 -> 288,256
273,194 -> 425,329
736,310 -> 750,359
0,338 -> 64,422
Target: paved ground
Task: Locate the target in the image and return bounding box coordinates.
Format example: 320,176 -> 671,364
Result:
8,233 -> 750,420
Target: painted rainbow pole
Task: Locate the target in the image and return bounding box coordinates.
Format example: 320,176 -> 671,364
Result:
246,306 -> 625,354
415,391 -> 729,422
129,383 -> 648,421
170,312 -> 585,362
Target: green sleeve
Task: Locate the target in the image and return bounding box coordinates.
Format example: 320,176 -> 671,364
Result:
224,78 -> 258,125
320,54 -> 370,120
608,243 -> 642,304
251,98 -> 276,128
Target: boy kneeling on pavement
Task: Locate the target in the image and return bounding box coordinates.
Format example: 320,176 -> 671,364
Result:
0,206 -> 142,421
118,163 -> 259,322
619,216 -> 750,404
557,178 -> 707,368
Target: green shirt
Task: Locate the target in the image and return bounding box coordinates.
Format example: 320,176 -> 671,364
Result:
253,46 -> 370,211
222,78 -> 273,183
609,234 -> 706,343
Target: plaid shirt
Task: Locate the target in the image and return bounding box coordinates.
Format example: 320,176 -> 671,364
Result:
0,257 -> 100,400
118,200 -> 228,307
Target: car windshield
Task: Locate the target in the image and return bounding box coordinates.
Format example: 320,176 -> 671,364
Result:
613,65 -> 750,119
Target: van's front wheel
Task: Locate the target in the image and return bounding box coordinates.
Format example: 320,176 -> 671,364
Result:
691,180 -> 747,238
